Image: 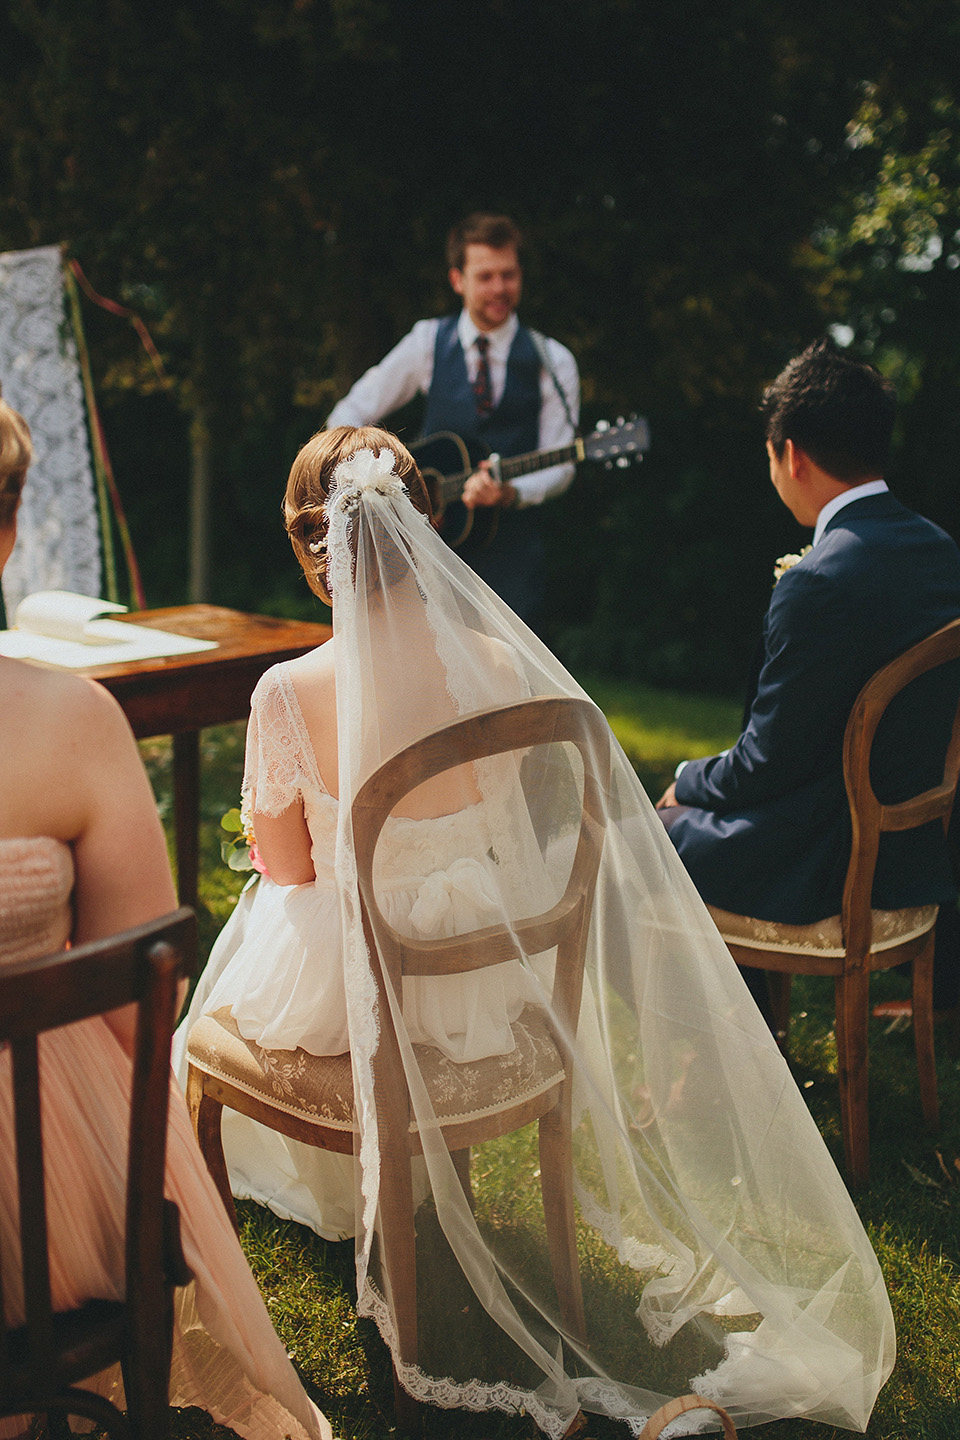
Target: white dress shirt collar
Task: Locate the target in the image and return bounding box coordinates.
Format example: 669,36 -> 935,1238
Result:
456,309 -> 519,357
813,479 -> 889,546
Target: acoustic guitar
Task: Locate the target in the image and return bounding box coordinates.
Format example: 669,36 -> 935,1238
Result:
413,416 -> 650,548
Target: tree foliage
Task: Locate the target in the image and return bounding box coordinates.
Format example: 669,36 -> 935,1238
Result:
1,1 -> 958,689
809,80 -> 960,541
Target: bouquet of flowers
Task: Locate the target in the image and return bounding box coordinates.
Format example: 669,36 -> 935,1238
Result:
220,805 -> 267,875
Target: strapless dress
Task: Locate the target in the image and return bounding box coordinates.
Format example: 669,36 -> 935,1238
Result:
0,836 -> 331,1440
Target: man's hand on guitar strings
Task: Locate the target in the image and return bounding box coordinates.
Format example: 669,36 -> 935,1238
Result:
462,460 -> 513,509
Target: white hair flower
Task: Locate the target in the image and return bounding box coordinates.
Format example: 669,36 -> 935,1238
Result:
327,447 -> 406,515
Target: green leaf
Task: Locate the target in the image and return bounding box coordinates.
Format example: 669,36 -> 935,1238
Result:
221,807 -> 244,834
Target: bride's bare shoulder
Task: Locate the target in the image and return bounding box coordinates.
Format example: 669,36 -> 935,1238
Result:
286,637 -> 336,696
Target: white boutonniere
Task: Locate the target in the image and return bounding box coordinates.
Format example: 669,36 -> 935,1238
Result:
773,545 -> 812,584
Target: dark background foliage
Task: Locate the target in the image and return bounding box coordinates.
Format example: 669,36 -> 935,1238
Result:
2,0 -> 960,693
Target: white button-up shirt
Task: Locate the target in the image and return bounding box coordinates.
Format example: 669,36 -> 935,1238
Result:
327,311 -> 580,506
813,479 -> 889,546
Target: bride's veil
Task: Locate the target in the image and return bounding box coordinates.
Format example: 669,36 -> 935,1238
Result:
323,440 -> 893,1436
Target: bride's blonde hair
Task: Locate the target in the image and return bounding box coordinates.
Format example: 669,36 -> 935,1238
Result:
0,394 -> 33,527
284,426 -> 432,601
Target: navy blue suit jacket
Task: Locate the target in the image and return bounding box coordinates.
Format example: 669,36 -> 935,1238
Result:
670,492 -> 960,923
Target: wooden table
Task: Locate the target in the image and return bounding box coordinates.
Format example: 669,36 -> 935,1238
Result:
77,604 -> 332,909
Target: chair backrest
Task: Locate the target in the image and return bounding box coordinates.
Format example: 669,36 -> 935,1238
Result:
352,697 -> 611,1033
0,907 -> 195,1402
842,617 -> 960,958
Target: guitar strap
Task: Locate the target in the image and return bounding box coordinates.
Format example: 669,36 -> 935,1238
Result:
528,328 -> 579,436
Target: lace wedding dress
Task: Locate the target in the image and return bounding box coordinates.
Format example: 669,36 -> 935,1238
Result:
174,657 -> 543,1239
177,446 -> 894,1436
0,836 -> 330,1440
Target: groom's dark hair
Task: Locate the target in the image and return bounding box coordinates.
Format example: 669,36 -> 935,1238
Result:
760,337 -> 896,481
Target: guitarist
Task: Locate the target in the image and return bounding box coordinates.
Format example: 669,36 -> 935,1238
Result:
326,213 -> 580,627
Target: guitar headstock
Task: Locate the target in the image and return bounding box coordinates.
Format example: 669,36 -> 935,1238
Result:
584,416 -> 651,468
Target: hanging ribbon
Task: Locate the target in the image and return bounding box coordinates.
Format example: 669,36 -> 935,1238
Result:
63,257 -> 157,608
67,258 -> 167,384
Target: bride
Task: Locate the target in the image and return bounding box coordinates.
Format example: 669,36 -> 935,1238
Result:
177,425 -> 894,1436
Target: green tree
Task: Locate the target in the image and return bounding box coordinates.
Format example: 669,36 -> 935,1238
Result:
4,0 -> 954,687
809,82 -> 960,539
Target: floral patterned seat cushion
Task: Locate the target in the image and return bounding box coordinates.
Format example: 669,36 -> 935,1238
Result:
706,903 -> 938,958
187,1004 -> 565,1133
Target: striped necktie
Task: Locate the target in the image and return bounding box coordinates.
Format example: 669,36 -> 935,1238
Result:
473,335 -> 493,417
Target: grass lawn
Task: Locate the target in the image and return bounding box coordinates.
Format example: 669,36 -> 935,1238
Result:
146,676 -> 960,1440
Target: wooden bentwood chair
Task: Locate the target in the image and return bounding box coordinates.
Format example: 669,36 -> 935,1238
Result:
187,696 -> 610,1413
0,908 -> 196,1440
708,617 -> 960,1182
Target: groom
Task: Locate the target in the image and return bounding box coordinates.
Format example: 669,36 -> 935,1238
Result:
657,338 -> 960,1006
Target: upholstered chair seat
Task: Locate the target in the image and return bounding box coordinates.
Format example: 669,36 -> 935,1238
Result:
709,903 -> 938,959
187,1002 -> 565,1138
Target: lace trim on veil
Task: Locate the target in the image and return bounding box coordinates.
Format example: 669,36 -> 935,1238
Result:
357,1275 -> 577,1439
324,498 -> 383,1285
359,1275 -> 665,1438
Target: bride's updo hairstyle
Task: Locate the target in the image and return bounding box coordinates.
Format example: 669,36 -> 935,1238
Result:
0,393 -> 33,528
284,426 -> 432,602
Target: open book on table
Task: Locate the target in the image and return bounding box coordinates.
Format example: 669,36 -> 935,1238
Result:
0,591 -> 217,667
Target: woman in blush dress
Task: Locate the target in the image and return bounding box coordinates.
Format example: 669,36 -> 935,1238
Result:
177,425 -> 895,1439
0,393 -> 332,1440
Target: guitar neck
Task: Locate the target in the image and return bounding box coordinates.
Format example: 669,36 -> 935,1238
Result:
498,443 -> 581,480
440,438 -> 584,502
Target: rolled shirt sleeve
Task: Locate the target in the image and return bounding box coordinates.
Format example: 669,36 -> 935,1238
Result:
326,320 -> 437,429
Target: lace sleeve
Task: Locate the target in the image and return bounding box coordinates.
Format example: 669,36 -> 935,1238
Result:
241,666 -> 313,819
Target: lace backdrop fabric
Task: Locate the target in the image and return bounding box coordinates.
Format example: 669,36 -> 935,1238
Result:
0,245 -> 100,616
251,449 -> 894,1437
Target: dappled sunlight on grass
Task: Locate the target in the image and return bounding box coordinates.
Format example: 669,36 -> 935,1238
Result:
146,690 -> 960,1439
575,673 -> 741,798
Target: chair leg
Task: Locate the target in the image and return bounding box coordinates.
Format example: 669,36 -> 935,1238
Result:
451,1146 -> 473,1209
45,1395 -> 130,1440
376,1141 -> 421,1432
392,1366 -> 422,1436
47,1410 -> 75,1440
186,1066 -> 239,1234
539,1099 -> 586,1344
835,969 -> 871,1182
377,1148 -> 419,1367
121,1357 -> 171,1440
912,934 -> 940,1132
121,1294 -> 174,1440
767,972 -> 793,1052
